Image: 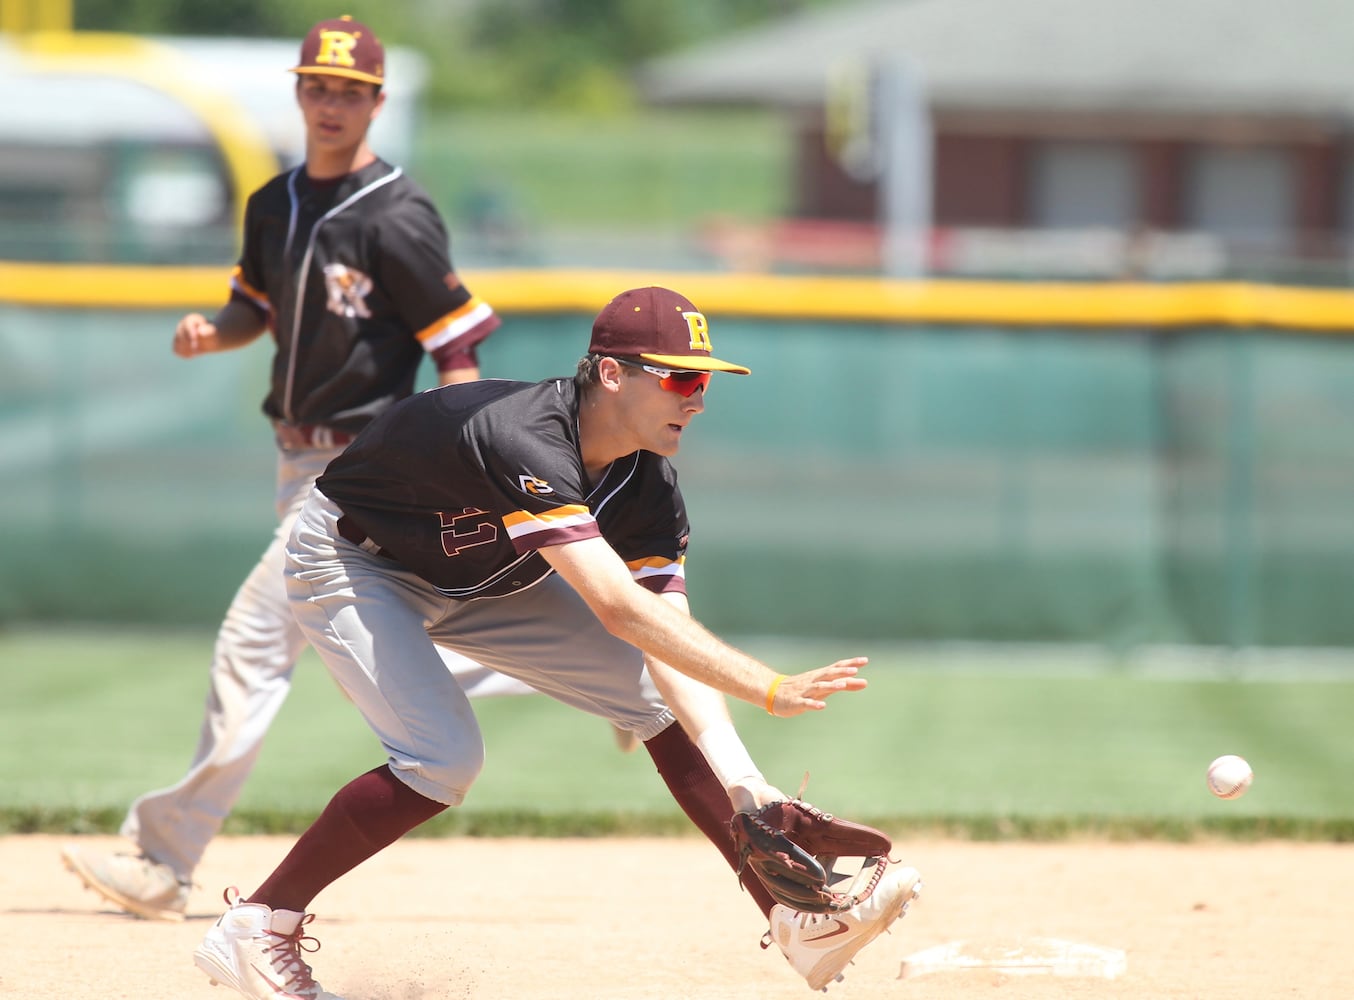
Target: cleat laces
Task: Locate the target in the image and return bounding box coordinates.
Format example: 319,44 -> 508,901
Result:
263,912 -> 324,993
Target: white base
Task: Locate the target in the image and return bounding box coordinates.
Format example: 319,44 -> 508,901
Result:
899,937 -> 1127,980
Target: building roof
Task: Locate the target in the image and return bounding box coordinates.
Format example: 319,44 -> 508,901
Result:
639,0 -> 1354,119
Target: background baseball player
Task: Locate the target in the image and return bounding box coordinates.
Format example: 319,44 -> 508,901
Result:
191,286 -> 922,1000
59,14 -> 567,922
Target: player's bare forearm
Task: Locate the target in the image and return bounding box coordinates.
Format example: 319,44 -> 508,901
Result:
643,614 -> 789,808
172,300 -> 266,358
630,599 -> 867,715
542,536 -> 868,716
210,300 -> 269,350
437,366 -> 480,386
643,595 -> 737,740
647,655 -> 733,734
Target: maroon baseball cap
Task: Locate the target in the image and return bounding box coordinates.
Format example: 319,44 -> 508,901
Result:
289,15 -> 385,85
589,287 -> 751,374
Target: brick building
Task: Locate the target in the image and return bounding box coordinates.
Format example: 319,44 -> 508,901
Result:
641,0 -> 1354,278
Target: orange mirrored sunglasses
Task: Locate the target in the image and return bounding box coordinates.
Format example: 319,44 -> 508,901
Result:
613,357 -> 711,397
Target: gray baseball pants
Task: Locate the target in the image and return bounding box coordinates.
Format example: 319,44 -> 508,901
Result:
285,487 -> 674,805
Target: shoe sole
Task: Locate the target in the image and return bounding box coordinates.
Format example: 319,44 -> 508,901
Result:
60,847 -> 186,922
194,940 -> 337,1000
192,945 -> 246,993
807,869 -> 923,991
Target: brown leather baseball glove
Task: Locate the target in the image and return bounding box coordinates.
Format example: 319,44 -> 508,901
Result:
729,799 -> 892,914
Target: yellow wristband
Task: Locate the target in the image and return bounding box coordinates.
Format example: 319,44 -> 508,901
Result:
765,674 -> 787,716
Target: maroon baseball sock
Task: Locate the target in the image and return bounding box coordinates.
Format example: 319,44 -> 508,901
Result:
247,765 -> 447,913
644,722 -> 776,919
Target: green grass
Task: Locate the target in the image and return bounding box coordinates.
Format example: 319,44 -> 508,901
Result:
4,627 -> 1353,839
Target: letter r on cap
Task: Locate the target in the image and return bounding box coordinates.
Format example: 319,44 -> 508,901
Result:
316,30 -> 359,67
683,311 -> 711,352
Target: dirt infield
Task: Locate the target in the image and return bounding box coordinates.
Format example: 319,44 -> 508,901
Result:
4,833 -> 1349,998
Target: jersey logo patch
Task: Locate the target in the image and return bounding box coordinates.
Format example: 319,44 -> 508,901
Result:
518,475 -> 554,496
323,263 -> 373,319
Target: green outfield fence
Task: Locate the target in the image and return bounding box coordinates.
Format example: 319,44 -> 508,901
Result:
5,267 -> 1354,647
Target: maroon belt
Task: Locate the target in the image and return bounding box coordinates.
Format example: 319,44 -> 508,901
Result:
274,423 -> 355,450
336,515 -> 394,559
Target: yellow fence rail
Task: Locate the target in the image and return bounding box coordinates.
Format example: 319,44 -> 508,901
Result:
0,0 -> 70,33
5,262 -> 1354,332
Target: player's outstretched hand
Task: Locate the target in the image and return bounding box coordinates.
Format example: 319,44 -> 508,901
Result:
172,313 -> 219,358
727,777 -> 790,813
768,657 -> 868,717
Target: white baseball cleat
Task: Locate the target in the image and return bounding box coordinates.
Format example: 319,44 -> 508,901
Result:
766,862 -> 923,992
194,889 -> 343,1000
60,845 -> 189,921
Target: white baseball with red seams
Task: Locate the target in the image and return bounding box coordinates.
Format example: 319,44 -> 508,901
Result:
1206,755 -> 1253,799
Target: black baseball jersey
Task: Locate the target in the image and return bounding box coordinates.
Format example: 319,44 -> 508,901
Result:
316,378 -> 690,600
230,157 -> 499,433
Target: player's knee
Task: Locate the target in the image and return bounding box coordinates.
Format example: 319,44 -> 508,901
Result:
415,747 -> 486,803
